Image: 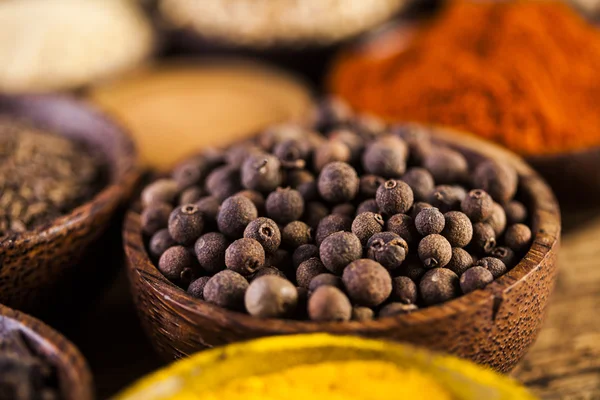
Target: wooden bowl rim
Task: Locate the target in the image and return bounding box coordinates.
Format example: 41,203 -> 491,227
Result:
0,303 -> 94,400
0,93 -> 140,246
124,126 -> 560,331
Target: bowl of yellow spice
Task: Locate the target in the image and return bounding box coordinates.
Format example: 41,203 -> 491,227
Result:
116,334 -> 535,400
328,0 -> 600,205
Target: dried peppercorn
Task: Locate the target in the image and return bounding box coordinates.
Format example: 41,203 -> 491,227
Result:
505,223 -> 532,251
441,211 -> 473,247
315,214 -> 352,246
342,259 -> 392,307
415,207 -> 445,236
148,228 -> 175,259
273,138 -> 311,163
308,273 -> 344,293
187,276 -> 210,299
296,257 -> 328,288
460,266 -> 494,293
244,217 -> 281,254
402,167 -> 435,202
141,179 -> 179,207
410,202 -> 433,219
158,246 -> 197,284
373,238 -> 408,270
420,268 -> 460,306
357,199 -> 379,215
250,266 -> 287,281
282,221 -> 313,249
329,128 -> 365,164
473,160 -> 518,204
318,161 -> 359,203
265,187 -> 304,224
241,153 -> 282,193
379,302 -> 418,317
141,202 -> 173,236
489,246 -> 516,268
475,257 -> 507,279
308,286 -> 352,321
352,306 -> 374,321
205,165 -> 242,202
225,142 -> 262,169
172,158 -> 206,190
225,238 -> 265,276
376,179 -> 414,215
428,185 -> 466,213
292,244 -> 319,268
461,189 -> 494,222
505,200 -> 527,225
362,136 -> 408,178
258,123 -> 304,151
393,124 -> 433,164
168,204 -> 204,246
304,202 -> 330,229
245,276 -> 298,318
446,247 -> 474,276
195,232 -> 229,274
218,195 -> 258,238
471,222 -> 497,253
351,212 -> 384,245
418,234 -> 452,268
331,203 -> 356,218
203,270 -> 248,311
359,175 -> 385,199
179,186 -> 205,205
424,148 -> 468,184
320,231 -> 363,274
236,190 -> 266,215
313,140 -> 351,172
391,276 -> 417,304
386,213 -> 418,245
195,196 -> 220,223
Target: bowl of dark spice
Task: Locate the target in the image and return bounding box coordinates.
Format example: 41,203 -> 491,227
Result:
0,303 -> 93,400
0,94 -> 139,315
124,99 -> 560,372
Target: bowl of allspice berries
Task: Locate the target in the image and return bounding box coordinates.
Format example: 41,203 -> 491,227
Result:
124,98 -> 560,372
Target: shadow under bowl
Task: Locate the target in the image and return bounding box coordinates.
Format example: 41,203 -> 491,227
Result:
0,94 -> 140,317
0,303 -> 94,400
124,127 -> 560,373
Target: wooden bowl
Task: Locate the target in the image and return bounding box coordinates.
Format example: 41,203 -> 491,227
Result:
0,94 -> 140,315
124,127 -> 560,373
0,303 -> 93,400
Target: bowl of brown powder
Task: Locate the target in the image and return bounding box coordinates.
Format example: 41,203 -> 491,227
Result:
0,94 -> 139,316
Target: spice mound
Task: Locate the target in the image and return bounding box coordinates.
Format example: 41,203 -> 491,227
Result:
0,329 -> 62,400
140,98 -> 533,321
329,1 -> 600,156
0,119 -> 106,236
200,360 -> 451,400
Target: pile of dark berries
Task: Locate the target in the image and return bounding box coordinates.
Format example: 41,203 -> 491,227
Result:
140,98 -> 533,321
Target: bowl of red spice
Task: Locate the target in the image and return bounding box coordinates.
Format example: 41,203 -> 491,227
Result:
0,94 -> 139,317
124,99 -> 560,373
327,0 -> 600,205
0,303 -> 93,400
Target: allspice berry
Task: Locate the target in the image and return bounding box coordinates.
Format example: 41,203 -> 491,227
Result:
195,196 -> 220,223
486,202 -> 507,237
320,232 -> 362,274
308,273 -> 344,293
352,306 -> 374,321
225,238 -> 265,276
205,166 -> 242,202
402,167 -> 435,202
204,270 -> 248,311
304,201 -> 330,229
460,266 -> 494,293
342,259 -> 392,307
241,153 -> 282,192
473,160 -> 518,204
218,195 -> 258,238
424,148 -> 468,184
505,201 -> 528,225
315,214 -> 352,246
415,207 -> 445,236
362,136 -> 407,178
398,258 -> 427,281
376,180 -> 414,215
357,199 -> 379,215
172,158 -> 206,190
313,140 -> 351,172
446,247 -> 474,276
418,234 -> 452,268
226,142 -> 262,169
158,246 -> 196,283
265,187 -> 304,224
318,161 -> 359,203
308,286 -> 352,322
141,202 -> 173,236
187,276 -> 210,299
505,223 -> 532,252
351,212 -> 384,245
386,213 -> 418,245
282,221 -> 313,249
296,257 -> 328,288
179,186 -> 204,205
428,185 -> 466,213
265,249 -> 292,277
250,266 -> 287,281
331,203 -> 356,218
379,303 -> 418,317
411,202 -> 433,220
149,229 -> 175,259
329,128 -> 365,164
359,175 -> 385,199
236,190 -> 266,215
292,244 -> 319,268
141,179 -> 179,207
420,268 -> 460,306
441,211 -> 473,248
489,246 -> 516,268
274,138 -> 311,163
475,257 -> 507,279
391,276 -> 417,304
471,222 -> 497,253
245,276 -> 298,318
461,189 -> 494,222
244,217 -> 281,254
195,232 -> 229,274
373,238 -> 408,270
168,204 -> 204,246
